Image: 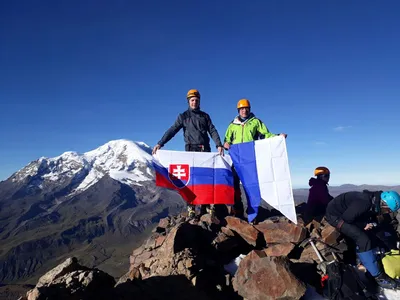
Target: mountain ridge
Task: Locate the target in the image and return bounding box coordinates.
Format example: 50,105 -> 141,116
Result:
1,139 -> 399,285
0,139 -> 185,284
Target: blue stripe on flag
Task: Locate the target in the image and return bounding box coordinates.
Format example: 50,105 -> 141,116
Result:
191,167 -> 233,186
152,162 -> 233,186
229,141 -> 261,222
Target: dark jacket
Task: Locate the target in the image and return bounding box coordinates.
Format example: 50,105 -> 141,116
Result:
157,108 -> 223,150
305,177 -> 333,218
325,190 -> 381,228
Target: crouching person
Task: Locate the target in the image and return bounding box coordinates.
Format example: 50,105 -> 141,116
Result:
325,190 -> 400,289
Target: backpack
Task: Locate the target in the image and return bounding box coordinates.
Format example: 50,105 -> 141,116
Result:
322,261 -> 377,300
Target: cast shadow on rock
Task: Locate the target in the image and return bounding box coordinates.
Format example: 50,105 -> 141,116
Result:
115,274 -> 240,300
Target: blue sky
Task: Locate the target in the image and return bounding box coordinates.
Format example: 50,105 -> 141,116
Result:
1,0 -> 400,187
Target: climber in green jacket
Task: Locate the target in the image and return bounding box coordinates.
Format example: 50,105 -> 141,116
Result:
224,99 -> 287,221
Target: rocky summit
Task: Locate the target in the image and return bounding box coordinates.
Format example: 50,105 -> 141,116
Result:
16,209 -> 369,300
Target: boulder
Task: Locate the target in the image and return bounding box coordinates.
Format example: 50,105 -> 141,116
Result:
212,232 -> 239,252
157,217 -> 170,230
25,257 -> 115,300
299,242 -> 326,263
321,224 -> 340,245
255,221 -> 307,244
225,216 -> 261,246
221,227 -> 235,237
232,250 -> 306,300
265,243 -> 295,257
36,257 -> 84,288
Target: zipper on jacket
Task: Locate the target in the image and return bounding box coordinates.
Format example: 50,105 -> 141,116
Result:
241,124 -> 244,143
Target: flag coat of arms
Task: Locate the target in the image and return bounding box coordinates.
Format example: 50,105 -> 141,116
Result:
228,136 -> 297,224
152,150 -> 235,205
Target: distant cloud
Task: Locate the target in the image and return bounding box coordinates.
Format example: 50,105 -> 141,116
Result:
333,125 -> 352,132
314,141 -> 328,146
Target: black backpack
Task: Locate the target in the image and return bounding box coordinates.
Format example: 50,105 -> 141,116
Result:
322,261 -> 378,300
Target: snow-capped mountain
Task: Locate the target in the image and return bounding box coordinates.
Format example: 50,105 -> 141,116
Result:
10,139 -> 155,194
0,139 -> 185,284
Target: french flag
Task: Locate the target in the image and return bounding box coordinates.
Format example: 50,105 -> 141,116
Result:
228,136 -> 297,224
152,150 -> 235,205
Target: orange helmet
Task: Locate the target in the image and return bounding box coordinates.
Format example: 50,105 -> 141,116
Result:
314,166 -> 330,176
187,89 -> 200,99
237,99 -> 250,109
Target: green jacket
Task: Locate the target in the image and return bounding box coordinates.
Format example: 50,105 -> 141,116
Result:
224,113 -> 277,145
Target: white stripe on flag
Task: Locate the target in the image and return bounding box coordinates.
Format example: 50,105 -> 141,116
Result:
255,136 -> 297,224
154,150 -> 232,170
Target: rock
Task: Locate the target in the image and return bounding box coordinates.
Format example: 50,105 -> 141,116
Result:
296,217 -> 305,227
200,213 -> 221,225
310,228 -> 322,239
321,224 -> 340,245
36,257 -> 84,288
233,250 -> 306,300
225,216 -> 261,246
22,211 -> 354,300
132,246 -> 145,256
158,217 -> 170,229
155,235 -> 166,248
221,227 -> 235,237
306,220 -> 321,231
131,249 -> 154,267
299,242 -> 326,263
143,235 -> 157,249
26,288 -> 40,300
128,223 -> 206,280
115,267 -> 142,286
212,232 -> 239,252
255,221 -> 307,244
160,224 -> 182,255
320,217 -> 329,227
25,257 -> 116,300
148,248 -> 197,279
265,243 -> 295,257
153,217 -> 170,233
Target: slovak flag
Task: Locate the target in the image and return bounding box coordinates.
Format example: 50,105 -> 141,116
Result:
152,150 -> 235,205
228,136 -> 297,224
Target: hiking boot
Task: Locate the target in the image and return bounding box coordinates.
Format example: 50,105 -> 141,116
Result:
206,206 -> 215,218
374,272 -> 399,290
250,219 -> 259,225
231,208 -> 245,220
187,205 -> 196,219
199,205 -> 209,217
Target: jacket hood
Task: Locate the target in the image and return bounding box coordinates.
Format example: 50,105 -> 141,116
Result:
309,177 -> 328,187
232,113 -> 255,125
363,190 -> 383,214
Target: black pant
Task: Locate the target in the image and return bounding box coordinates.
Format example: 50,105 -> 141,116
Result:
326,214 -> 372,252
185,144 -> 211,152
232,166 -> 244,215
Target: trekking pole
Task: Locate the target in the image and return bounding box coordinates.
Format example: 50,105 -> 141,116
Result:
331,251 -> 339,262
308,238 -> 331,274
310,239 -> 325,263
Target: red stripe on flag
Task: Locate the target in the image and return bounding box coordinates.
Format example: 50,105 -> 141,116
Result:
191,184 -> 234,205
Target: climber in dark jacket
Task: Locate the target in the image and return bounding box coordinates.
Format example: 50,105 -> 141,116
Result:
153,89 -> 224,155
304,166 -> 333,222
152,89 -> 224,219
325,189 -> 400,290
